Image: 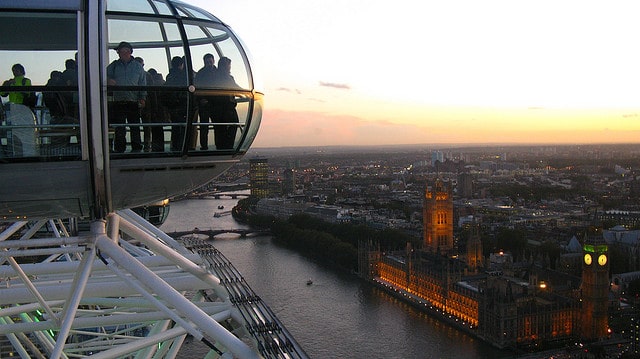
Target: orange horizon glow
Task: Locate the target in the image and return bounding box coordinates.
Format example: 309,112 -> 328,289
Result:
250,106 -> 640,148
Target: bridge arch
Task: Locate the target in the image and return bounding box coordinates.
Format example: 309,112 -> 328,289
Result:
168,228 -> 271,241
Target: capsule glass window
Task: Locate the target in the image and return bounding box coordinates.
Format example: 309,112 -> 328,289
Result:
0,11 -> 80,160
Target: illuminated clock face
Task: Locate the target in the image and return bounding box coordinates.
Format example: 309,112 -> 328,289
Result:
584,253 -> 592,265
598,254 -> 607,266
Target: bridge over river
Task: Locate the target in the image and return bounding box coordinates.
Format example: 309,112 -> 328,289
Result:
199,192 -> 249,199
167,228 -> 271,241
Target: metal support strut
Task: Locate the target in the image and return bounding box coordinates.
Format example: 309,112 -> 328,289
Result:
0,214 -> 260,359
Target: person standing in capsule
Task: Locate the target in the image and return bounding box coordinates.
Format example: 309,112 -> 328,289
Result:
162,56 -> 189,152
106,41 -> 146,153
210,57 -> 240,150
194,53 -> 217,151
1,64 -> 33,106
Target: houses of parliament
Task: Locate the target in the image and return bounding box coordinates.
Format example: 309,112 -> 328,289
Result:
358,179 -> 611,351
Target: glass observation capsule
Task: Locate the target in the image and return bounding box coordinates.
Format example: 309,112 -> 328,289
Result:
0,0 -> 263,220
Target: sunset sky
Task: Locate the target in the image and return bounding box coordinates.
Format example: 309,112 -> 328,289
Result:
192,0 -> 640,148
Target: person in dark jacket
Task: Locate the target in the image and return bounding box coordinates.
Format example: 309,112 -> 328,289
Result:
106,41 -> 146,153
210,57 -> 240,150
194,53 -> 217,150
162,56 -> 188,152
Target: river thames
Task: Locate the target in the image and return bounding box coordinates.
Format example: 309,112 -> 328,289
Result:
161,197 -> 513,358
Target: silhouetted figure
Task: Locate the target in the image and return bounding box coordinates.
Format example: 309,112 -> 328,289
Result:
162,56 -> 188,152
194,53 -> 217,150
43,71 -> 66,118
61,58 -> 78,86
61,58 -> 78,119
44,70 -> 75,148
135,56 -> 159,152
145,67 -> 169,152
211,57 -> 240,150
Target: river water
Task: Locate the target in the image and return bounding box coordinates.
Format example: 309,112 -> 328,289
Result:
160,197 -> 512,359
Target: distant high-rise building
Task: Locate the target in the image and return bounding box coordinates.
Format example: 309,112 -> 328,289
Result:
423,179 -> 454,253
431,151 -> 444,166
457,173 -> 474,198
282,167 -> 296,195
249,158 -> 269,198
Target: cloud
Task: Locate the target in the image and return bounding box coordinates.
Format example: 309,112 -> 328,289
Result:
318,81 -> 351,90
276,87 -> 302,94
306,98 -> 325,103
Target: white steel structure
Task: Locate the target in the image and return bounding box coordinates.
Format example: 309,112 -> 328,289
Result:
0,210 -> 307,358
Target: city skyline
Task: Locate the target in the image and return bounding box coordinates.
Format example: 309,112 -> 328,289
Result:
194,0 -> 640,148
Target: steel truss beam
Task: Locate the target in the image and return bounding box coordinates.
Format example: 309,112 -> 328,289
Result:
0,211 -> 260,359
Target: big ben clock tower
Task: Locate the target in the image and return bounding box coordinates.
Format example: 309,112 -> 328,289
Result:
581,230 -> 610,341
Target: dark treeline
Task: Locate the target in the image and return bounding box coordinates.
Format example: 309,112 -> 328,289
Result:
233,198 -> 419,272
486,182 -> 590,203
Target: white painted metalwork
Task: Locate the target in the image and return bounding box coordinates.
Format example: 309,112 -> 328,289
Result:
0,214 -> 263,358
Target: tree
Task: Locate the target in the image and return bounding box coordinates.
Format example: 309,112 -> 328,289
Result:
493,228 -> 527,260
609,245 -> 631,274
626,278 -> 640,297
539,240 -> 561,269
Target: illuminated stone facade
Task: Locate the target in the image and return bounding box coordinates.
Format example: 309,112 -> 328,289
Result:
466,226 -> 483,273
356,181 -> 611,350
479,278 -> 579,348
423,179 -> 454,254
360,242 -> 607,349
368,251 -> 581,349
